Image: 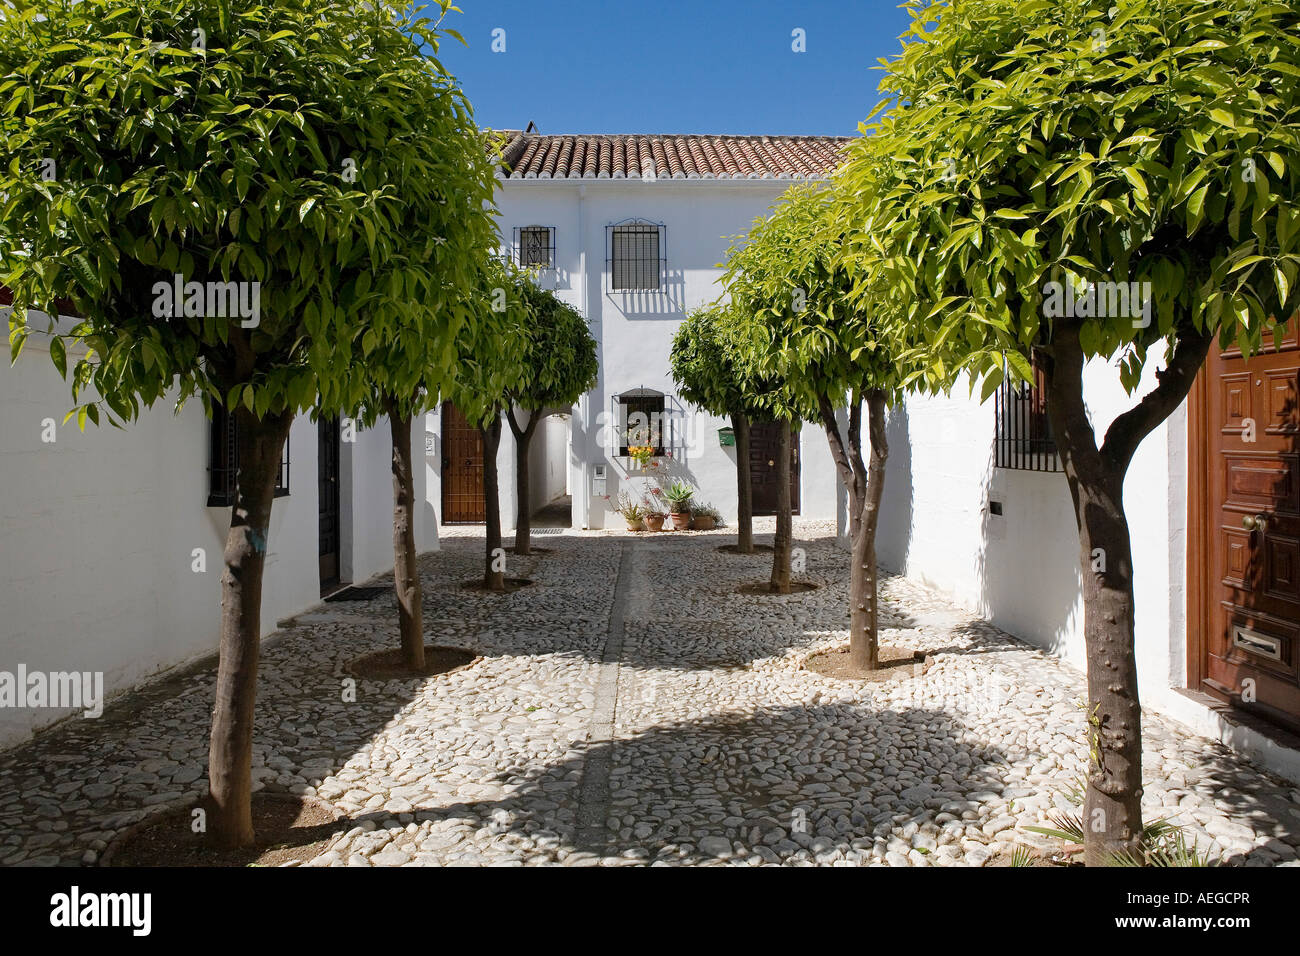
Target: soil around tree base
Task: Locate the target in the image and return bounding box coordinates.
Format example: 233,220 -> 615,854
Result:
346,645 -> 477,680
460,577 -> 535,592
717,543 -> 776,554
985,847 -> 1075,867
805,645 -> 929,682
101,793 -> 341,867
737,581 -> 820,596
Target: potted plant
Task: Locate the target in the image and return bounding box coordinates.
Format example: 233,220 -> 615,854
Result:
628,444 -> 655,470
691,502 -> 721,531
616,491 -> 645,532
663,480 -> 694,530
644,509 -> 666,532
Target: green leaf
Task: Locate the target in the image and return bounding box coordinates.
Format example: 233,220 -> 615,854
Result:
49,336 -> 66,377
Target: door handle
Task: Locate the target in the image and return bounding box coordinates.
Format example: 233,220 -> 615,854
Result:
1242,513 -> 1269,533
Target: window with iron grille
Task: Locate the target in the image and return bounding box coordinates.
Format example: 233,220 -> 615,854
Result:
616,390 -> 666,455
514,225 -> 555,269
608,220 -> 665,291
994,354 -> 1060,472
207,403 -> 290,506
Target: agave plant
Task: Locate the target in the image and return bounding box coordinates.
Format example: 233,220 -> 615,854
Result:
1024,776 -> 1216,867
1009,845 -> 1037,868
661,480 -> 695,514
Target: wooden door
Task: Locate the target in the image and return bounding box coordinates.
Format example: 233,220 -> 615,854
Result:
441,401 -> 486,524
318,416 -> 341,593
1201,322 -> 1300,733
749,422 -> 800,517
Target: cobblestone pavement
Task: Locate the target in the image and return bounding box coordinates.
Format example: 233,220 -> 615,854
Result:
3,520 -> 1299,866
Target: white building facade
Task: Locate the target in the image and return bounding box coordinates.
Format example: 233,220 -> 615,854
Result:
426,132 -> 850,533
0,312 -> 428,748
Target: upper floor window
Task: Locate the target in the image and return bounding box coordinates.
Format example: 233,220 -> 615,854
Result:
514,225 -> 555,269
994,352 -> 1060,472
607,220 -> 666,291
208,403 -> 290,506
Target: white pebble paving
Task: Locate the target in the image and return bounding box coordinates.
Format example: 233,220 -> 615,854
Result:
1,520 -> 1298,867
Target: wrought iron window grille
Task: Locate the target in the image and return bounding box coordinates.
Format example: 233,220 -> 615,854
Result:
207,403 -> 290,506
993,353 -> 1060,472
606,219 -> 667,292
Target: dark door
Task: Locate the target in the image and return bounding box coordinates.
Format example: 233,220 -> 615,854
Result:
1203,320 -> 1300,733
749,421 -> 800,517
318,416 -> 341,594
441,401 -> 486,524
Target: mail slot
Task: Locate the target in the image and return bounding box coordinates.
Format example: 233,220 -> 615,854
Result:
1233,626 -> 1283,662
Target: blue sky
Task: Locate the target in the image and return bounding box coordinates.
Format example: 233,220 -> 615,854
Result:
429,1 -> 917,136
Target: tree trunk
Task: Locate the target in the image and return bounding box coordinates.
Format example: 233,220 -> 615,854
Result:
820,390 -> 890,670
769,419 -> 793,593
848,391 -> 889,671
732,411 -> 754,553
508,408 -> 542,556
481,413 -> 506,591
1041,321 -> 1211,865
1041,337 -> 1143,865
386,400 -> 424,671
209,406 -> 293,848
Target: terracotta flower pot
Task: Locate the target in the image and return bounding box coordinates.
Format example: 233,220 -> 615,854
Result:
644,513 -> 666,533
671,511 -> 691,531
692,515 -> 716,531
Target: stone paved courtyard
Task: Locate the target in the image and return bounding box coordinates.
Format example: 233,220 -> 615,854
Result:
3,520 -> 1300,867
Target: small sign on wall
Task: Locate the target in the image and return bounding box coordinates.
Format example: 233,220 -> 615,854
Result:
592,464 -> 607,498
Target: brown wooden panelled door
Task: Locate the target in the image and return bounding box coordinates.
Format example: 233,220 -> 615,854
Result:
1202,321 -> 1300,733
441,401 -> 486,524
318,416 -> 341,594
749,422 -> 800,517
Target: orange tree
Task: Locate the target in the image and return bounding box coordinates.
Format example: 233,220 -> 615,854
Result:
347,121 -> 498,670
670,302 -> 767,554
712,294 -> 815,595
723,184 -> 916,667
444,257 -> 529,591
505,282 -> 597,555
0,0 -> 491,845
841,0 -> 1300,863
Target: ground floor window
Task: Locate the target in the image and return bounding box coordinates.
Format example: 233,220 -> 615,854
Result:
994,353 -> 1059,472
616,389 -> 665,456
207,403 -> 290,506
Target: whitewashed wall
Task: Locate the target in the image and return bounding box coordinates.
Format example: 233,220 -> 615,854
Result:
527,414 -> 569,514
0,324 -> 421,749
874,361 -> 1187,712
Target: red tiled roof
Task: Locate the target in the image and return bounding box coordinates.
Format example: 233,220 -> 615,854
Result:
493,132 -> 849,181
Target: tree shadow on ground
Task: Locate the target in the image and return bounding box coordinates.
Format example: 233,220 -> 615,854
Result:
304,703 -> 1012,866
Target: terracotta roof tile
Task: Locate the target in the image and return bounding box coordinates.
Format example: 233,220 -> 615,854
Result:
493,132 -> 847,180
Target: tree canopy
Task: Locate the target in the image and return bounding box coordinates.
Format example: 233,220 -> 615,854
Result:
1,0 -> 492,424
839,0 -> 1300,404
445,257 -> 530,426
670,301 -> 760,420
722,184 -> 914,414
507,281 -> 598,414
